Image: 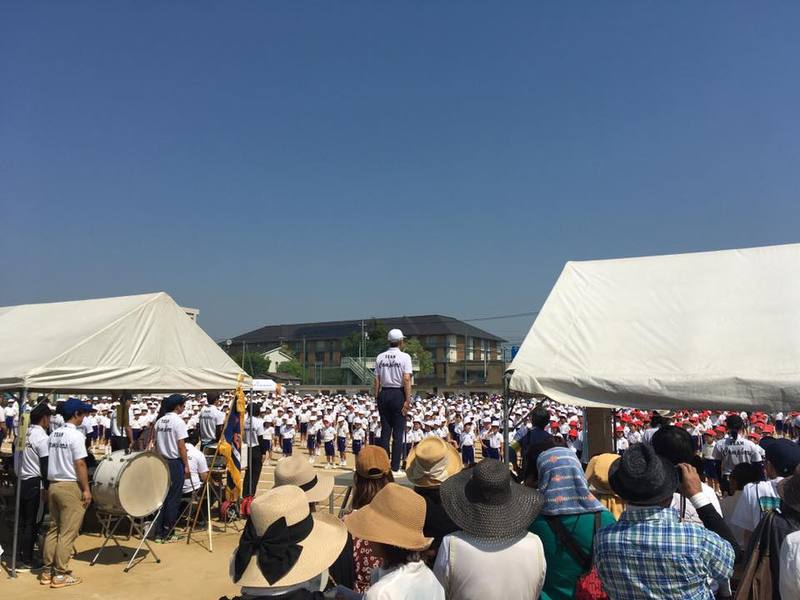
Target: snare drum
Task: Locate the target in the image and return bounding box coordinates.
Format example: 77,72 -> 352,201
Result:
92,450 -> 169,518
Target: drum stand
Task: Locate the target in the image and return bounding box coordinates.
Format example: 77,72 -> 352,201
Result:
90,509 -> 162,572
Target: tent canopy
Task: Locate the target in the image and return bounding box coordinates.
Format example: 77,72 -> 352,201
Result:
509,243 -> 800,412
0,292 -> 250,392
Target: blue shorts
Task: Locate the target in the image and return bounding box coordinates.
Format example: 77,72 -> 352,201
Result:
282,438 -> 293,455
263,439 -> 271,451
368,432 -> 375,445
776,420 -> 784,433
337,436 -> 347,454
307,435 -> 317,450
324,441 -> 335,457
353,440 -> 362,455
300,423 -> 308,434
485,447 -> 500,460
461,446 -> 475,464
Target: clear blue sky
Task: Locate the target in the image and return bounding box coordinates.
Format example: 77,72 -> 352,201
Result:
3,3 -> 800,344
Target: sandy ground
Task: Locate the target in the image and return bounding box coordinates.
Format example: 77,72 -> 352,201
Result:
1,444 -> 359,600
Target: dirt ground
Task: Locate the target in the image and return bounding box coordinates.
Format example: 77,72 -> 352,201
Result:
1,446 -> 359,600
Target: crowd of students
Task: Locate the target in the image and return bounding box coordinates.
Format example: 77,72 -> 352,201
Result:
3,387 -> 800,598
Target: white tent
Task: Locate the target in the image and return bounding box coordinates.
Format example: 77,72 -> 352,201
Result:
0,292 -> 250,391
509,243 -> 800,412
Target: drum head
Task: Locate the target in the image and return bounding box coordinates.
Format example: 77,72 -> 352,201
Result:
119,452 -> 170,518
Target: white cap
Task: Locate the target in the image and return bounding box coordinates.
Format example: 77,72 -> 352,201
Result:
388,328 -> 405,342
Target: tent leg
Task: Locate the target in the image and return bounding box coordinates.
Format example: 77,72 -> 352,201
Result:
10,386 -> 27,578
502,374 -> 511,464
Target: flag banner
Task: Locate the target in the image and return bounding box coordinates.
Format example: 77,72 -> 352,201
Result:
218,384 -> 245,500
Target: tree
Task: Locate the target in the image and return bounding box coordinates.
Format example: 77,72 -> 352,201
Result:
403,337 -> 434,376
339,319 -> 390,358
277,358 -> 304,378
231,352 -> 271,378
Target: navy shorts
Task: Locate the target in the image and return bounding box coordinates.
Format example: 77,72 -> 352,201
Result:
368,432 -> 375,445
485,447 -> 500,460
307,435 -> 316,450
324,441 -> 335,457
263,439 -> 271,451
300,423 -> 308,434
337,436 -> 347,453
353,440 -> 362,455
462,446 -> 475,464
282,438 -> 293,456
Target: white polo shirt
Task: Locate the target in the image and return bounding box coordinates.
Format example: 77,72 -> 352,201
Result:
17,424 -> 50,480
243,415 -> 265,448
155,412 -> 188,459
375,348 -> 413,388
183,443 -> 210,494
48,423 -> 88,482
199,404 -> 225,442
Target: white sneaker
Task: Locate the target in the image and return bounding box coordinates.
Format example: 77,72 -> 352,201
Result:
324,464 -> 332,470
392,469 -> 406,477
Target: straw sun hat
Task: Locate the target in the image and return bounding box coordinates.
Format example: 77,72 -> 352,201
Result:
274,455 -> 334,503
232,486 -> 347,588
406,437 -> 463,488
344,483 -> 433,551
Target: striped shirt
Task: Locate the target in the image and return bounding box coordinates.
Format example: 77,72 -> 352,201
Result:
594,506 -> 734,600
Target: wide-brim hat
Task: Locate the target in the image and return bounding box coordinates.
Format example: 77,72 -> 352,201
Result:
274,455 -> 334,503
440,458 -> 544,539
406,437 -> 463,488
344,483 -> 432,551
609,443 -> 678,505
585,453 -> 620,496
234,486 -> 347,588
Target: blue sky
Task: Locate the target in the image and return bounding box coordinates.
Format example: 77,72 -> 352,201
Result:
2,2 -> 800,343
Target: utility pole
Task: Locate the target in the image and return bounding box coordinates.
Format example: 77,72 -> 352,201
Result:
302,336 -> 306,385
464,334 -> 468,386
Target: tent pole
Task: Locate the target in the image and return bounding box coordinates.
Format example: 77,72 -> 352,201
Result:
502,373 -> 510,464
10,386 -> 28,578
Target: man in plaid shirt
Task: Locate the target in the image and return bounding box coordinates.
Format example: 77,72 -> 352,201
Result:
595,443 -> 735,599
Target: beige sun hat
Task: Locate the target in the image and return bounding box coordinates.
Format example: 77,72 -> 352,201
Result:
344,483 -> 432,551
232,486 -> 347,588
274,455 -> 334,503
406,436 -> 463,488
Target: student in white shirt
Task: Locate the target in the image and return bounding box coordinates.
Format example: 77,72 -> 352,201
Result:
615,427 -> 630,455
459,422 -> 476,466
281,419 -> 296,457
730,438 -> 800,546
15,402 -> 52,569
713,415 -> 763,494
198,392 -> 225,448
182,431 -> 209,527
41,398 -> 93,589
352,419 -> 366,457
486,422 -> 503,460
337,417 -> 350,467
321,418 -> 336,469
154,394 -> 190,542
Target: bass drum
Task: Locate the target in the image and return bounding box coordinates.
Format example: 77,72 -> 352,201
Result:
92,450 -> 169,518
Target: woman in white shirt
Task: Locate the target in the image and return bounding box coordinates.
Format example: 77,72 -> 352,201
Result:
345,483 -> 444,600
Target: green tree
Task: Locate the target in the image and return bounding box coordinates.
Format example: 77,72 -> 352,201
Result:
231,352 -> 271,378
277,358 -> 304,378
365,319 -> 388,356
403,337 -> 434,376
339,319 -> 389,358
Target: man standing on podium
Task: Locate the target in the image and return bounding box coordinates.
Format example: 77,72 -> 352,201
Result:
375,329 -> 413,475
